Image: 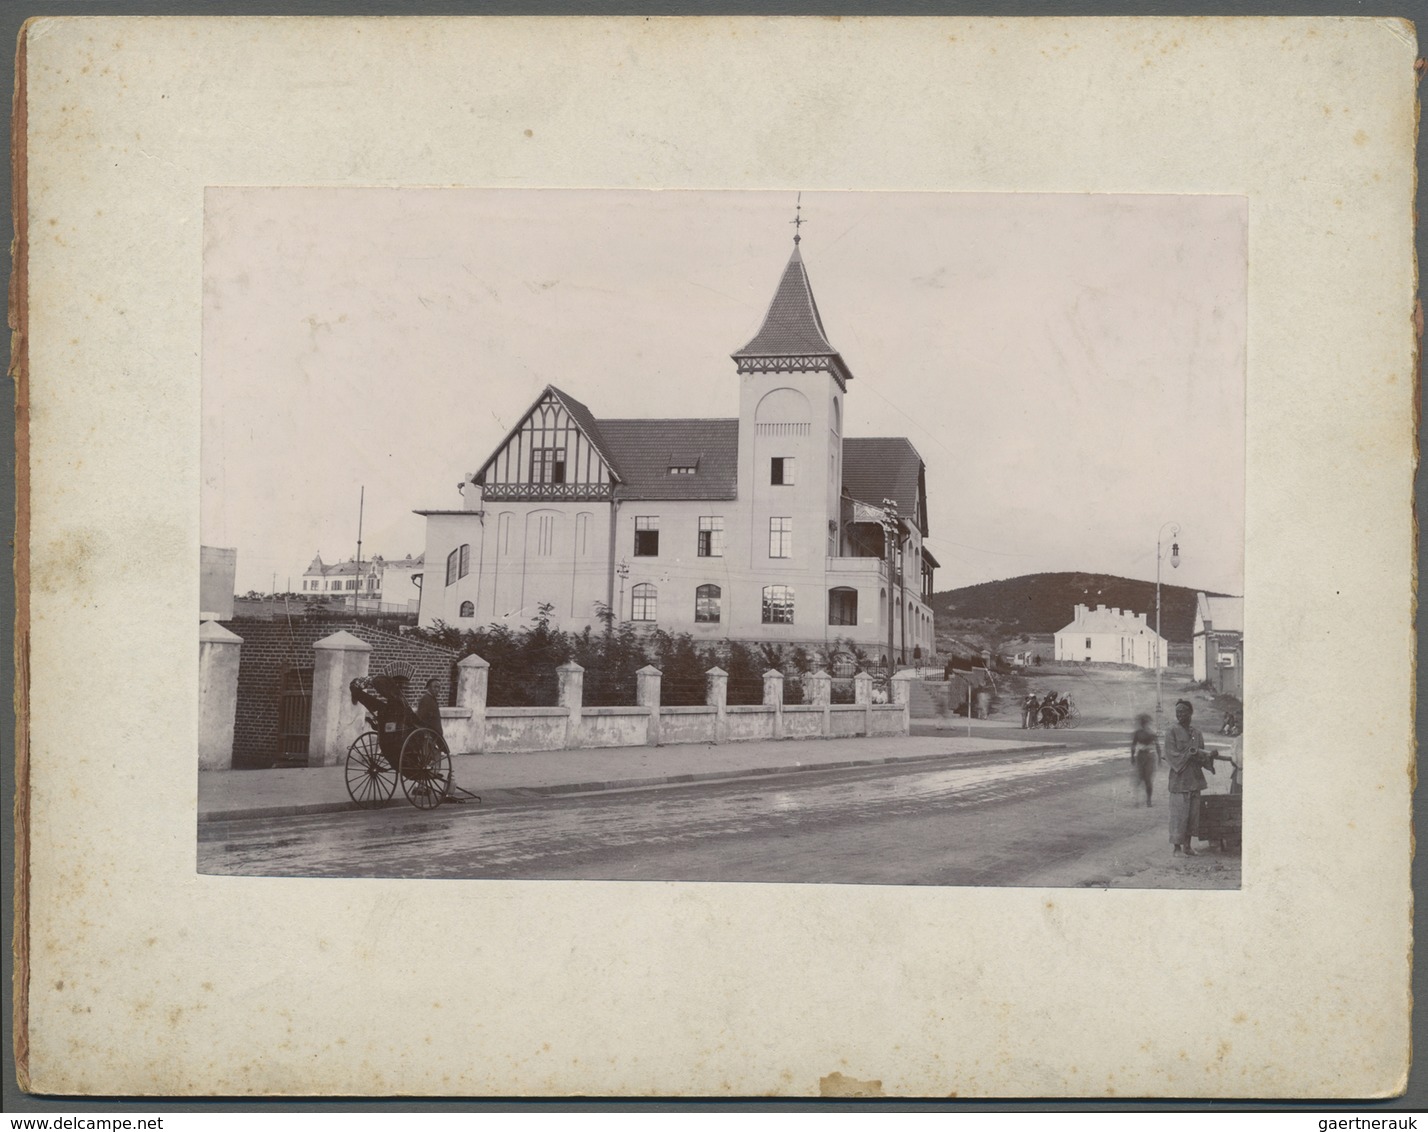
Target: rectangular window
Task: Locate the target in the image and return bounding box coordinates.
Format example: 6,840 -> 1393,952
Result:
1085,637 -> 1092,649
668,465 -> 697,475
771,456 -> 795,485
762,585 -> 795,624
459,544 -> 471,578
828,587 -> 858,626
634,516 -> 659,557
446,549 -> 459,586
697,516 -> 724,557
530,448 -> 566,484
769,517 -> 792,558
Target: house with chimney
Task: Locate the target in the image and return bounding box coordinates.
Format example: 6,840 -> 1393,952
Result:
1193,592 -> 1243,696
415,233 -> 937,665
1053,602 -> 1167,668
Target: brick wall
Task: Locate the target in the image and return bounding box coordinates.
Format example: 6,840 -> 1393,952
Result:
220,618 -> 458,768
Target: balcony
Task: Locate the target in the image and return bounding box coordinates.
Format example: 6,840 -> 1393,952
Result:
825,555 -> 888,579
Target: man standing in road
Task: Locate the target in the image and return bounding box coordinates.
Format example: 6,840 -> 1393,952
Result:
1166,698 -> 1214,854
1022,692 -> 1039,729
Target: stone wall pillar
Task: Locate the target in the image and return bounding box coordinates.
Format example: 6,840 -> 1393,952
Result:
557,660 -> 585,748
806,669 -> 832,737
452,652 -> 489,753
706,666 -> 728,743
762,669 -> 784,740
198,621 -> 243,771
636,665 -> 662,746
854,670 -> 873,737
891,670 -> 914,735
309,630 -> 372,767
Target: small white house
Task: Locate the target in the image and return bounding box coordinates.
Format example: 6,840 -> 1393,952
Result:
1193,592 -> 1243,695
1053,603 -> 1167,668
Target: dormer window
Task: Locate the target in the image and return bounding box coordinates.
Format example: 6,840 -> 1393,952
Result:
668,465 -> 697,475
667,452 -> 699,476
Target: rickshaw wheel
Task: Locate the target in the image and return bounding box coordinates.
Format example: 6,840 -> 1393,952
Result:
400,728 -> 452,811
345,731 -> 396,809
1064,710 -> 1080,729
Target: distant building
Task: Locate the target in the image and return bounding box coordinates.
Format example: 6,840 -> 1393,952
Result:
1053,603 -> 1167,668
1193,592 -> 1243,696
200,546 -> 237,620
415,236 -> 937,663
299,553 -> 423,613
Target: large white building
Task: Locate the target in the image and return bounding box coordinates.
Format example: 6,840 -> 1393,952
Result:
416,239 -> 937,664
298,552 -> 424,612
1053,602 -> 1167,668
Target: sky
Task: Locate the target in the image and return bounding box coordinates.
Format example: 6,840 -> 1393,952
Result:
202,188 -> 1245,598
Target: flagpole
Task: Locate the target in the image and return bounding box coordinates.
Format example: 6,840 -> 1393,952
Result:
354,486 -> 364,615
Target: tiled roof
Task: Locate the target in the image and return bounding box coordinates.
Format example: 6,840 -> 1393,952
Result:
842,437 -> 926,533
1198,593 -> 1244,634
597,419 -> 739,500
732,248 -> 853,386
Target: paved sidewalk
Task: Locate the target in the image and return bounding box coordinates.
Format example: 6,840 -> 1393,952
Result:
199,732 -> 1064,823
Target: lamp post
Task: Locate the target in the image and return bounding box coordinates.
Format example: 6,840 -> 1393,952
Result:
1155,521 -> 1181,723
615,559 -> 630,623
881,499 -> 902,671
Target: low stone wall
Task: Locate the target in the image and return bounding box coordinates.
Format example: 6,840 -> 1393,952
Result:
199,639 -> 916,771
485,707 -> 568,753
576,707 -> 651,750
429,658 -> 913,756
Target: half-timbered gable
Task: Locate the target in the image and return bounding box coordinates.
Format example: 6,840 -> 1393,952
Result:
475,387 -> 619,502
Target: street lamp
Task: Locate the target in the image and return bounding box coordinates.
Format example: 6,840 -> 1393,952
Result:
881,498 -> 902,671
615,559 -> 630,622
1155,521 -> 1181,723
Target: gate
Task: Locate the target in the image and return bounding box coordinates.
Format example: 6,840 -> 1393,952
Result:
278,668 -> 313,763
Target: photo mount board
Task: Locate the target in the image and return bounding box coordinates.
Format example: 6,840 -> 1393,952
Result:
14,16 -> 1417,1097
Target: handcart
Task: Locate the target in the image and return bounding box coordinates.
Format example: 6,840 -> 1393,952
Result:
345,717 -> 453,810
344,675 -> 454,810
1197,792 -> 1242,851
1197,748 -> 1242,851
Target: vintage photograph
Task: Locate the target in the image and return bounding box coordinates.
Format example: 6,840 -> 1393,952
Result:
198,187 -> 1246,887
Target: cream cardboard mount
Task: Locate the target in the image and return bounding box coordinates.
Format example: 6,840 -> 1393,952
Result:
13,16 -> 1418,1098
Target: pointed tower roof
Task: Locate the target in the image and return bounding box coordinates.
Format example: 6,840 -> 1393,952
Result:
732,246 -> 854,390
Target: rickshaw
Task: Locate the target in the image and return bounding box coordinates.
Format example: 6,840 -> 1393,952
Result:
344,677 -> 453,810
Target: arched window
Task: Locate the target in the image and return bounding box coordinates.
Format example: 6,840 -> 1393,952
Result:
631,583 -> 657,622
828,587 -> 858,626
762,585 -> 794,624
695,584 -> 721,623
459,601 -> 475,618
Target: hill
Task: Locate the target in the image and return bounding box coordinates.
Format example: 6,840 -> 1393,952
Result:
930,572 -> 1230,642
